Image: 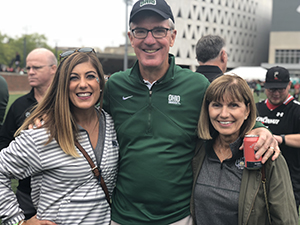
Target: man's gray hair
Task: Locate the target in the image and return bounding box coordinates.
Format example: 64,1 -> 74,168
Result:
196,35 -> 225,63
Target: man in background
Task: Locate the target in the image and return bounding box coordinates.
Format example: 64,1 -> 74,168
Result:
0,48 -> 57,219
256,66 -> 300,213
195,34 -> 228,82
0,75 -> 9,129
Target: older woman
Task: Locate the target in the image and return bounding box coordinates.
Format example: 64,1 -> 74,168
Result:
191,74 -> 297,224
0,48 -> 118,225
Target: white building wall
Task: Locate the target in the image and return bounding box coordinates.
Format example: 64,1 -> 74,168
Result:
166,0 -> 272,70
269,32 -> 300,64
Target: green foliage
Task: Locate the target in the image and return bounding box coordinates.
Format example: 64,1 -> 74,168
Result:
0,32 -> 56,68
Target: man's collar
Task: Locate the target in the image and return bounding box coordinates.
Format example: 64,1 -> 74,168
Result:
129,54 -> 176,84
265,94 -> 294,110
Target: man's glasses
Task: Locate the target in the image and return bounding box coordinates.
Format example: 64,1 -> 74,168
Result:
267,88 -> 286,93
59,47 -> 95,60
25,65 -> 52,73
131,27 -> 172,39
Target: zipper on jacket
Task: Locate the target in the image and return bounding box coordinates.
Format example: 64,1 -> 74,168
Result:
147,89 -> 153,132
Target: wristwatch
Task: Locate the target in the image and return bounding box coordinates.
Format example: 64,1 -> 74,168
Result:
280,134 -> 285,145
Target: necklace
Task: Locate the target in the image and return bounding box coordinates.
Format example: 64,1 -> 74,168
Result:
219,150 -> 232,161
213,136 -> 233,162
214,143 -> 232,162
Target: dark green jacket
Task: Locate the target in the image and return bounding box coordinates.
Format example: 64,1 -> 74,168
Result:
103,54 -> 210,224
191,139 -> 298,225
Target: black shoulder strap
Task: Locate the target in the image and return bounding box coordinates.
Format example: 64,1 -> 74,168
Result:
261,164 -> 266,182
93,110 -> 106,167
75,140 -> 111,207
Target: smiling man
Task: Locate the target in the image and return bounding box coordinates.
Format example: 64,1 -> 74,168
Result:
256,66 -> 300,214
103,0 -> 278,224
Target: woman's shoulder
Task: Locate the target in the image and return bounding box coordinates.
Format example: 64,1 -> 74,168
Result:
19,127 -> 49,139
100,108 -> 113,123
14,127 -> 52,149
264,153 -> 289,174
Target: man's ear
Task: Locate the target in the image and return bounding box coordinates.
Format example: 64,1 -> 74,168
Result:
128,31 -> 134,48
169,29 -> 177,47
220,50 -> 226,63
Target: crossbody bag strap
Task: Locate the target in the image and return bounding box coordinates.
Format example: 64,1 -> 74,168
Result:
261,164 -> 271,224
75,140 -> 111,207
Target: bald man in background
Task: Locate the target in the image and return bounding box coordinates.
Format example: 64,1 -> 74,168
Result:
0,48 -> 57,219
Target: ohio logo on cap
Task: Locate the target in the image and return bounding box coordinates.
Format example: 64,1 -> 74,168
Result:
140,0 -> 156,7
130,0 -> 175,23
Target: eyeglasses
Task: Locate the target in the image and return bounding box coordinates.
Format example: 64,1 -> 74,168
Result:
59,47 -> 95,60
267,88 -> 286,93
25,65 -> 53,72
131,27 -> 172,39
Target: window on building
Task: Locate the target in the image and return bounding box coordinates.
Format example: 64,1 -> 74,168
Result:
275,49 -> 300,64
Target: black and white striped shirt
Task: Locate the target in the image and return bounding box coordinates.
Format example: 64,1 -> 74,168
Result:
0,110 -> 118,225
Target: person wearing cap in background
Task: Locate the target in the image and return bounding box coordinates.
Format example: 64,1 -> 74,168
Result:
103,0 -> 279,224
256,66 -> 300,214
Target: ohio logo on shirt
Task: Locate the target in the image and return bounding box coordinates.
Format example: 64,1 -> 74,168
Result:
168,94 -> 181,105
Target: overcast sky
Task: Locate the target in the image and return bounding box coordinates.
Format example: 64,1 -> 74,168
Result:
1,0 -> 134,51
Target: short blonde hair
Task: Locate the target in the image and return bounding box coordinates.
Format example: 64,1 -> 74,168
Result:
198,74 -> 257,140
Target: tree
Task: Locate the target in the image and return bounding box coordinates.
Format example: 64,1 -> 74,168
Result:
0,32 -> 55,70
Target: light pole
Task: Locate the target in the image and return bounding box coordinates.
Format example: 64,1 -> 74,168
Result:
54,40 -> 59,59
23,27 -> 28,69
124,0 -> 133,71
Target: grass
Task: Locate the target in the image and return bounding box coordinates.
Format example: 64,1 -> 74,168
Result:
5,93 -> 24,117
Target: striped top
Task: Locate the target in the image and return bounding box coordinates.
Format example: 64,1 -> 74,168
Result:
0,110 -> 119,225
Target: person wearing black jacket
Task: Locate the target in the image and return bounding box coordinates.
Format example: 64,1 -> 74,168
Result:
195,35 -> 228,82
256,66 -> 300,214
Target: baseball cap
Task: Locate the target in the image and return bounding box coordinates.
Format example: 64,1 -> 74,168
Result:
264,66 -> 290,89
129,0 -> 174,23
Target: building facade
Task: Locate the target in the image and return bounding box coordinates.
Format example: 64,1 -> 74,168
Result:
261,0 -> 300,81
167,0 -> 272,71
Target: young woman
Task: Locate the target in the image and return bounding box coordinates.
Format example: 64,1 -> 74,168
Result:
191,74 -> 298,225
0,48 -> 118,225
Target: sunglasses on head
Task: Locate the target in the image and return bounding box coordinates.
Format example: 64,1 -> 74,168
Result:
59,47 -> 95,60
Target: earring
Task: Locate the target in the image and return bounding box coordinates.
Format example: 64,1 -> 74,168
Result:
245,116 -> 247,120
